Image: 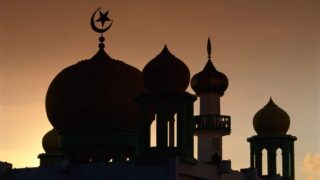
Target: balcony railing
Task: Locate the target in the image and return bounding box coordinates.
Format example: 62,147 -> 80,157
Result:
194,114 -> 231,133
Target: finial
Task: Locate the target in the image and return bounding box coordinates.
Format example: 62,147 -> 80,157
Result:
207,37 -> 212,59
90,8 -> 113,49
267,97 -> 278,107
160,44 -> 171,55
163,44 -> 169,51
269,96 -> 274,103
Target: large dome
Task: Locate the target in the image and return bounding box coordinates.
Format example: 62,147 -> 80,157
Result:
253,98 -> 290,135
142,45 -> 190,93
45,49 -> 143,130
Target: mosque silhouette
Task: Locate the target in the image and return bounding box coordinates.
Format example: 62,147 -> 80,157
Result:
0,8 -> 297,180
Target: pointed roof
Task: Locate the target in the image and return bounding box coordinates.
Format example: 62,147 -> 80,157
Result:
191,38 -> 228,95
142,45 -> 190,93
253,98 -> 291,135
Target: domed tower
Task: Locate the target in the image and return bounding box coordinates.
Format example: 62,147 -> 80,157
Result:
38,129 -> 61,167
45,8 -> 143,163
247,98 -> 297,179
191,38 -> 230,162
137,45 -> 196,161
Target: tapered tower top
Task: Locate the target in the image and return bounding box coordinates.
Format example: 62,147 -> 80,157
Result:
191,38 -> 228,96
142,45 -> 190,93
253,98 -> 290,135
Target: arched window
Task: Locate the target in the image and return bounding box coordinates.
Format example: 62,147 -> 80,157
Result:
150,114 -> 157,147
194,135 -> 198,159
262,148 -> 268,175
276,148 -> 282,176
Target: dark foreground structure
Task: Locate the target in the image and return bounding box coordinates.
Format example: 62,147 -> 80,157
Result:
0,8 -> 296,180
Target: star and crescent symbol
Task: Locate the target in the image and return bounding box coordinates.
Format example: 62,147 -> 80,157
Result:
96,10 -> 111,27
91,8 -> 113,34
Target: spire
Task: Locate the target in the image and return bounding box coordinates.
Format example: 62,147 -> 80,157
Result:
162,44 -> 170,54
269,96 -> 274,103
207,37 -> 212,59
267,97 -> 278,108
191,38 -> 229,95
90,7 -> 113,49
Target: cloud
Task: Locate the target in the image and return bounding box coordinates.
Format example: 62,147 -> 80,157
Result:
302,153 -> 320,180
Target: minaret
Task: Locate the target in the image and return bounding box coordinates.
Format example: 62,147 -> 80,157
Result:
191,38 -> 230,163
248,98 -> 297,180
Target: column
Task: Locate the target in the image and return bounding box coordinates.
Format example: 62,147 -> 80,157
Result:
169,119 -> 174,147
177,103 -> 188,156
138,101 -> 151,157
186,103 -> 194,156
290,142 -> 295,180
156,111 -> 168,148
212,137 -> 222,158
199,93 -> 220,115
250,143 -> 254,168
268,148 -> 277,175
282,146 -> 290,179
255,149 -> 262,176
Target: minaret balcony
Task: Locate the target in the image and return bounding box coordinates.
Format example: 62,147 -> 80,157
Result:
194,114 -> 231,135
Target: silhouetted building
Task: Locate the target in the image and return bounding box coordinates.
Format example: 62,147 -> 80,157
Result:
248,99 -> 297,180
191,38 -> 230,162
0,8 -> 296,180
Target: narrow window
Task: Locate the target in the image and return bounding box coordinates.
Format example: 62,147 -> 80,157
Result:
174,113 -> 177,147
262,149 -> 268,175
194,135 -> 198,159
276,148 -> 282,176
150,114 -> 157,147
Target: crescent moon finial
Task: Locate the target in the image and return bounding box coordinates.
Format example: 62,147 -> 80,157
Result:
90,8 -> 113,34
90,8 -> 113,49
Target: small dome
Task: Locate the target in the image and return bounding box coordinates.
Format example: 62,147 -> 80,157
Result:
253,98 -> 290,135
191,59 -> 228,95
142,45 -> 190,93
42,129 -> 60,153
46,49 -> 143,130
191,38 -> 228,95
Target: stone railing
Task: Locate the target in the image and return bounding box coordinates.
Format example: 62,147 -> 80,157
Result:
194,114 -> 231,132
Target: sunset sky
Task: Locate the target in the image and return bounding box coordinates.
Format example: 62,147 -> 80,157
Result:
0,0 -> 319,179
